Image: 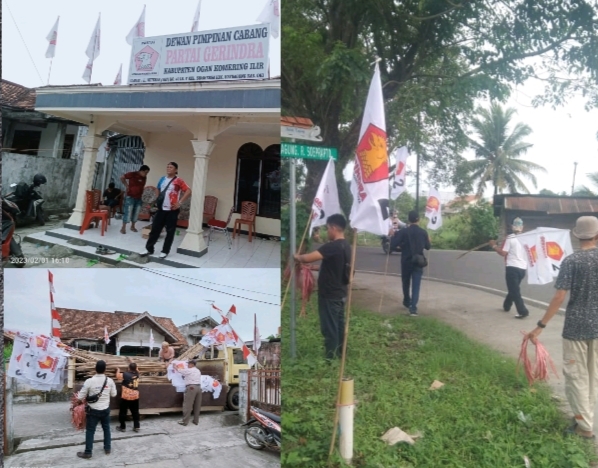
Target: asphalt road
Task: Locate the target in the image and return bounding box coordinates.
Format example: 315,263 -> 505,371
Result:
353,245 -> 557,305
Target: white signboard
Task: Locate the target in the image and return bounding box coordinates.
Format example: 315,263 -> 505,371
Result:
281,125 -> 323,142
128,24 -> 270,84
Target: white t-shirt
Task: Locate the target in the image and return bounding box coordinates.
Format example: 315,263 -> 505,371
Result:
78,374 -> 117,410
502,234 -> 528,269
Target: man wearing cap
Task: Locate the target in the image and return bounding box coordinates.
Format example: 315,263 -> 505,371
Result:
175,360 -> 202,426
526,216 -> 598,439
141,162 -> 191,259
489,217 -> 529,318
76,360 -> 117,459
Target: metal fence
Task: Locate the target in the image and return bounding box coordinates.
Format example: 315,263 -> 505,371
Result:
246,367 -> 281,420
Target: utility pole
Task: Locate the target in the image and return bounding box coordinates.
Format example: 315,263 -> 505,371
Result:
571,162 -> 578,196
415,113 -> 421,213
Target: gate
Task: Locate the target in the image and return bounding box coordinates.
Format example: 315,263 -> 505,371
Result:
246,367 -> 281,420
109,135 -> 145,191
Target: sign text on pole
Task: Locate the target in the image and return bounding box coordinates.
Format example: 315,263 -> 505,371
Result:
281,142 -> 338,161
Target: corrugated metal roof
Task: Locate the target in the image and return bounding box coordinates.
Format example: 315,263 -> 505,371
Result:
503,195 -> 598,214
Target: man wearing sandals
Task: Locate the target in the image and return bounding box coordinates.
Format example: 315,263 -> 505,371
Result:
526,216 -> 598,440
120,165 -> 150,235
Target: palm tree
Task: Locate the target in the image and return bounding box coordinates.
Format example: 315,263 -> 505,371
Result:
574,172 -> 598,196
465,103 -> 546,197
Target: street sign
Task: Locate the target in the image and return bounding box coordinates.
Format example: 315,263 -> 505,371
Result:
281,142 -> 338,160
281,125 -> 323,142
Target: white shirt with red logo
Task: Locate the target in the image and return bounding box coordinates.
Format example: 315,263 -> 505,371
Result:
157,176 -> 190,211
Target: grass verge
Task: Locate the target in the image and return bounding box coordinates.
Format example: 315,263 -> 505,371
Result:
282,297 -> 597,467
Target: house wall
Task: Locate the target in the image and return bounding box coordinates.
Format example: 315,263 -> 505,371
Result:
255,341 -> 280,368
143,132 -> 280,236
5,121 -> 78,158
116,323 -> 166,354
1,152 -> 81,213
178,321 -> 215,346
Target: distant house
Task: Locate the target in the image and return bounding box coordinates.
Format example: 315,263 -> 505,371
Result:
57,309 -> 187,356
1,79 -> 86,213
493,194 -> 598,249
246,340 -> 280,368
444,195 -> 481,215
178,316 -> 220,346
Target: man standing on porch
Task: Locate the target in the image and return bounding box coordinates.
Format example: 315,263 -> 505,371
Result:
120,165 -> 150,234
141,162 -> 191,259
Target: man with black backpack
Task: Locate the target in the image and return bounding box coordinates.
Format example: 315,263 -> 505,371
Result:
140,162 -> 191,259
395,210 -> 431,316
295,214 -> 351,361
76,360 -> 117,459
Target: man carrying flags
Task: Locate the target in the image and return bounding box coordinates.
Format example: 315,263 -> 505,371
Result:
488,217 -> 530,319
294,214 -> 351,361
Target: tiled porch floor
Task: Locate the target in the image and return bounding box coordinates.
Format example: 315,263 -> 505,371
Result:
24,219 -> 280,268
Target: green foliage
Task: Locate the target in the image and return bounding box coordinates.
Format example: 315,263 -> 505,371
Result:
429,201 -> 498,250
4,342 -> 13,362
281,202 -> 312,264
282,299 -> 597,467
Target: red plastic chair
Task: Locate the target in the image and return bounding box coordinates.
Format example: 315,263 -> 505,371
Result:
80,190 -> 109,236
207,206 -> 235,249
233,201 -> 257,242
203,196 -> 218,222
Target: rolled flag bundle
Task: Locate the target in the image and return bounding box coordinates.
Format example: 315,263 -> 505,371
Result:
126,5 -> 146,45
45,17 -> 60,59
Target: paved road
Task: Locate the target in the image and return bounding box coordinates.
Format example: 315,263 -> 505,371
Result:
353,245 -> 557,305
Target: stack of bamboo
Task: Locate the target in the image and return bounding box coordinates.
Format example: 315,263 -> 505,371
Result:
177,342 -> 205,361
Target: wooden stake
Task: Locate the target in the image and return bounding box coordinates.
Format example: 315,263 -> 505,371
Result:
281,219 -> 311,311
328,228 -> 358,460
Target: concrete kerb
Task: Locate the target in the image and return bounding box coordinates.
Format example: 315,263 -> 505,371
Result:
355,268 -> 566,316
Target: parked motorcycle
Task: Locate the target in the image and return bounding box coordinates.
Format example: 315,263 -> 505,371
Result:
243,406 -> 281,451
2,199 -> 26,267
381,230 -> 402,255
5,173 -> 47,226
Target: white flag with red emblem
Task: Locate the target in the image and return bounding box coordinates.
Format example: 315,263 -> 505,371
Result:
48,270 -> 61,339
256,0 -> 280,38
114,64 -> 122,85
45,17 -> 60,58
85,14 -> 101,61
226,304 -> 237,322
310,158 -> 341,234
425,187 -> 443,231
191,0 -> 202,32
390,146 -> 409,200
104,326 -> 111,344
126,5 -> 146,45
350,63 -> 390,235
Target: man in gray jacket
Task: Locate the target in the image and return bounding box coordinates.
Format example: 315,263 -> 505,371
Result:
76,360 -> 117,459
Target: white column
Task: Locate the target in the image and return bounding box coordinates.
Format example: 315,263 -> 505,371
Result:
65,133 -> 105,228
178,140 -> 215,256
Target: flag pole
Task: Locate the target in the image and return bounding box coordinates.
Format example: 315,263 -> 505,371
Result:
328,227 -> 358,460
378,160 -> 394,313
47,59 -> 53,86
281,219 -> 311,311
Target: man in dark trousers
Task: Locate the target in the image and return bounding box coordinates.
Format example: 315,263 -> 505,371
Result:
395,210 -> 431,316
294,214 -> 351,360
141,162 -> 191,259
488,217 -> 529,319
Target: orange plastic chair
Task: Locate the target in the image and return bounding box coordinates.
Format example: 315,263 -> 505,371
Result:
203,195 -> 218,222
233,201 -> 257,242
208,206 -> 235,249
80,190 -> 109,236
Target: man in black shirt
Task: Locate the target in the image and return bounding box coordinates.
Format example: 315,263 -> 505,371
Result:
102,183 -> 122,208
395,211 -> 431,316
295,214 -> 351,360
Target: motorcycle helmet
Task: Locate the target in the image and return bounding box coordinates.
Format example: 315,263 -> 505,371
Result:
33,174 -> 47,186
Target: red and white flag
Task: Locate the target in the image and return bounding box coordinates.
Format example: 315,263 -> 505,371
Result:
425,187 -> 443,230
114,64 -> 122,85
310,158 -> 341,234
82,14 -> 101,83
243,344 -> 257,368
45,17 -> 60,59
253,313 -> 261,352
191,0 -> 202,32
104,326 -> 110,344
48,270 -> 61,339
390,146 -> 409,200
226,304 -> 237,322
256,0 -> 280,38
350,63 -> 389,235
126,5 -> 146,45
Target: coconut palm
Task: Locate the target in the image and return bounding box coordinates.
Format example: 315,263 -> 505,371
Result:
465,103 -> 546,197
574,172 -> 598,196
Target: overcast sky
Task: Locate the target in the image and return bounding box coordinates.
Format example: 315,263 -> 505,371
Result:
2,0 -> 281,87
4,268 -> 280,341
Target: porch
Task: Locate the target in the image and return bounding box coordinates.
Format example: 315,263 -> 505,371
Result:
25,219 -> 280,268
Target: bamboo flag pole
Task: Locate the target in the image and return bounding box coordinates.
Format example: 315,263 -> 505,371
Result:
377,245 -> 392,312
281,218 -> 311,311
328,228 -> 358,460
456,242 -> 490,259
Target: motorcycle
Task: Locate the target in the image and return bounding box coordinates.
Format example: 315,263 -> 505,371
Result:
2,199 -> 26,268
381,230 -> 402,255
5,173 -> 47,226
243,406 -> 281,451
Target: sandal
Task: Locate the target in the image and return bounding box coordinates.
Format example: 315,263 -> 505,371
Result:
565,426 -> 595,440
131,227 -> 138,232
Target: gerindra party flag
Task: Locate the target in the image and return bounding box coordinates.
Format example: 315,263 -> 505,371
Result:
257,0 -> 280,38
114,64 -> 122,85
425,187 -> 443,230
82,14 -> 101,83
126,5 -> 146,45
390,146 -> 409,200
350,63 -> 390,235
45,17 -> 60,59
191,0 -> 202,32
310,158 -> 341,234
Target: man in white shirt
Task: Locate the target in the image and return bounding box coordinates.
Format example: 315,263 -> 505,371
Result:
175,360 -> 202,426
489,217 -> 530,319
76,360 -> 117,459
